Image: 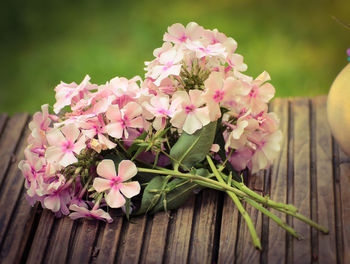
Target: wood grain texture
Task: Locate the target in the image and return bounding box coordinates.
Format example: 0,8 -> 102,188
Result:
0,119 -> 29,246
140,211 -> 170,264
292,98 -> 311,263
0,114 -> 8,137
236,171 -> 264,264
189,189 -> 219,264
26,210 -> 55,264
338,148 -> 350,264
312,96 -> 337,263
0,113 -> 28,190
268,98 -> 289,263
92,212 -> 123,264
115,215 -> 147,264
163,195 -> 195,264
217,192 -> 239,264
68,220 -> 99,263
0,195 -> 38,264
44,217 -> 75,264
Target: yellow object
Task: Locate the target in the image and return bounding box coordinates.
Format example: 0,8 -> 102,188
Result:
327,63 -> 350,157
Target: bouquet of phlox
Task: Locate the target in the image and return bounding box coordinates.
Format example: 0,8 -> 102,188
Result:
19,22 -> 328,249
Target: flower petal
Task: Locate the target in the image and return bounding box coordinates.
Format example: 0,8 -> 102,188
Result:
119,181 -> 141,198
106,123 -> 123,139
106,188 -> 126,208
44,195 -> 60,212
118,160 -> 137,181
96,159 -> 116,179
93,177 -> 112,192
61,123 -> 80,142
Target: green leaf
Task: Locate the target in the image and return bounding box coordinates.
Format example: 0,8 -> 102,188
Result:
170,121 -> 217,170
133,176 -> 168,215
150,168 -> 210,214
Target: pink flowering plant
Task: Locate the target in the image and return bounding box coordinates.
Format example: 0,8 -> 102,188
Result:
19,22 -> 328,249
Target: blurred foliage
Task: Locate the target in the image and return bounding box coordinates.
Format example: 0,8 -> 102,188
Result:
0,0 -> 349,114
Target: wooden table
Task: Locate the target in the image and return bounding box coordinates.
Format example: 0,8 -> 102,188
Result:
0,96 -> 349,264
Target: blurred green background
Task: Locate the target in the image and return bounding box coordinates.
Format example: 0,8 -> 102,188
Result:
1,0 -> 349,114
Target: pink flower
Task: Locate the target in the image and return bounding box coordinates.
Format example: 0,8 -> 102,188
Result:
18,147 -> 46,197
29,104 -> 52,133
69,204 -> 113,223
149,48 -> 184,85
43,174 -> 71,215
53,75 -> 97,114
142,94 -> 178,130
45,123 -> 86,167
203,72 -> 250,121
105,102 -> 143,139
81,115 -> 116,150
93,159 -> 140,208
228,146 -> 254,172
246,71 -> 275,114
249,130 -> 282,174
163,22 -> 204,44
170,90 -> 210,134
186,41 -> 227,59
203,29 -> 228,45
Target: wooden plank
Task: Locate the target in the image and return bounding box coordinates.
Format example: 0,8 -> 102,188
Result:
312,96 -> 337,263
0,114 -> 8,137
163,195 -> 195,264
0,116 -> 30,246
0,195 -> 38,264
217,192 -> 239,263
92,212 -> 123,264
235,171 -> 264,264
26,210 -> 55,264
44,217 -> 75,264
115,215 -> 147,264
267,98 -> 289,263
291,98 -> 311,263
0,113 -> 28,190
68,220 -> 99,263
139,211 -> 170,264
339,147 -> 350,263
189,189 -> 219,264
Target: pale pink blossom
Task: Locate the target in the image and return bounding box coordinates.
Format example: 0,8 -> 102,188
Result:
163,22 -> 204,44
142,94 -> 179,130
203,72 -> 250,121
93,159 -> 140,208
29,104 -> 52,132
246,71 -> 275,114
18,147 -> 46,197
45,123 -> 86,167
43,174 -> 71,215
185,40 -> 227,59
203,29 -> 228,45
229,146 -> 254,172
170,90 -> 210,134
149,48 -> 184,85
69,204 -> 113,223
249,130 -> 282,174
106,102 -> 143,139
53,75 -> 97,114
81,115 -> 116,150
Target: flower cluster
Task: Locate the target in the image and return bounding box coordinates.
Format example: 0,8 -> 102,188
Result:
19,22 -> 281,224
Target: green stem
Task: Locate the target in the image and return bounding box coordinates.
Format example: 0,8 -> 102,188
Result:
278,208 -> 329,234
206,155 -> 262,250
221,173 -> 298,213
244,197 -> 301,239
137,167 -> 249,199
